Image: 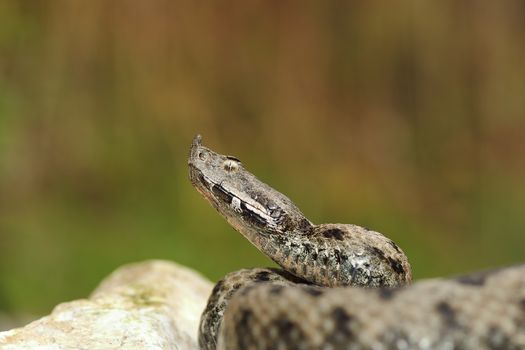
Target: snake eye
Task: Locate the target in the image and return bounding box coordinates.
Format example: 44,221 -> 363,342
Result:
223,159 -> 239,172
198,151 -> 208,161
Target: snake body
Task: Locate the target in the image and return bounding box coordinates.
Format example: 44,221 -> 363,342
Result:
188,135 -> 525,350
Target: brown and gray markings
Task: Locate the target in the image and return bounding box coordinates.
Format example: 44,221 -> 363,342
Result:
189,135 -> 525,350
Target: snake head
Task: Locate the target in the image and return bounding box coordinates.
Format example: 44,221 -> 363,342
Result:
188,135 -> 312,241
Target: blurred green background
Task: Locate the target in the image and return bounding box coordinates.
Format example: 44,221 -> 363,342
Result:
0,1 -> 524,323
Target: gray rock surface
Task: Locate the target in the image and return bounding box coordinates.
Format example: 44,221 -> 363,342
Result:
0,260 -> 213,350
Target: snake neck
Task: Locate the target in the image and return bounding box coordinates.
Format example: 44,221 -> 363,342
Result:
253,224 -> 411,288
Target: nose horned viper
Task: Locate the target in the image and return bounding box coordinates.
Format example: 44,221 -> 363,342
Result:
188,135 -> 525,350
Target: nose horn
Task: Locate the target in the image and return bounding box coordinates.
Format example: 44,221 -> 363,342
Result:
192,134 -> 202,148
189,134 -> 203,163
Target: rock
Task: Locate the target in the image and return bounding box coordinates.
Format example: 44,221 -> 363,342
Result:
0,260 -> 213,350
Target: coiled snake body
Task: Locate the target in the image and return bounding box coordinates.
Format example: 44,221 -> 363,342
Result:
188,135 -> 525,350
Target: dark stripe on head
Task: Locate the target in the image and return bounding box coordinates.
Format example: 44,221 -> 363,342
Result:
240,202 -> 268,228
197,172 -> 209,188
211,184 -> 233,204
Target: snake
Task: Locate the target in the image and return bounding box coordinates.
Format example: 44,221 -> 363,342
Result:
188,135 -> 525,350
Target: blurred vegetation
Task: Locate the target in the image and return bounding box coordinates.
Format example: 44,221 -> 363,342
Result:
0,1 -> 524,319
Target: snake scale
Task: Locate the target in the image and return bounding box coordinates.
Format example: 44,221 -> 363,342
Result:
188,135 -> 525,350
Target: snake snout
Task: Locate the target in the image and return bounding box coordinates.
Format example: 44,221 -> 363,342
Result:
188,134 -> 204,165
